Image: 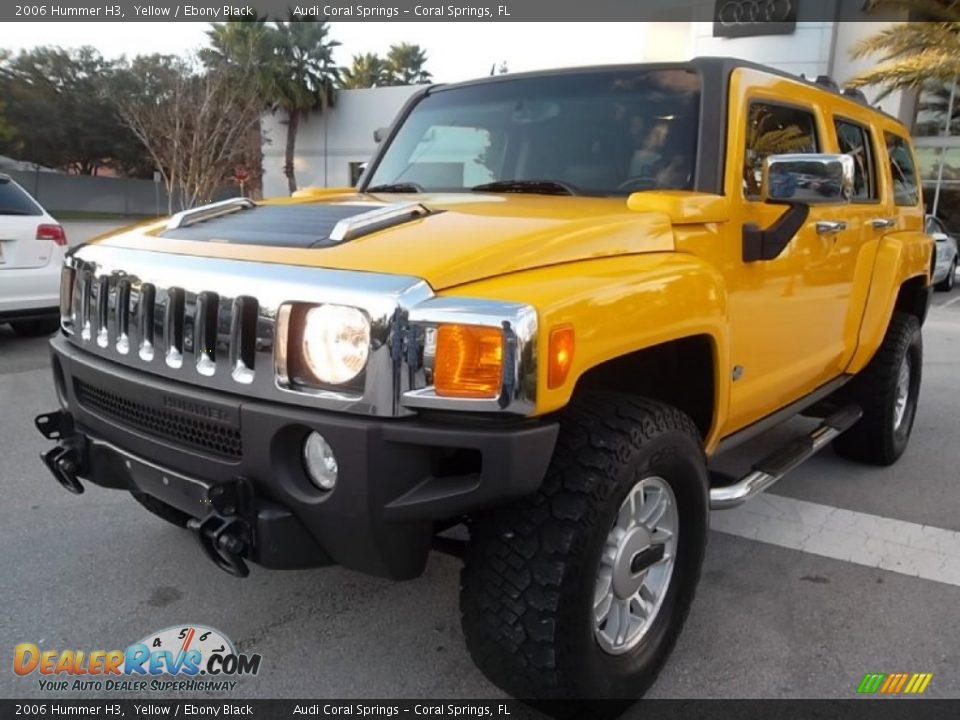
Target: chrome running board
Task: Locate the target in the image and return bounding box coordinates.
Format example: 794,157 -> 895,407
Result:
710,405 -> 862,510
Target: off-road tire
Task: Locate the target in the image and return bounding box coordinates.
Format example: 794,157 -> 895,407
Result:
833,311 -> 922,466
935,258 -> 957,291
132,492 -> 192,528
10,318 -> 60,337
460,395 -> 708,702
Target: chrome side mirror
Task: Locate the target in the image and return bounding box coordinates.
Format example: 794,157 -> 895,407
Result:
761,154 -> 854,205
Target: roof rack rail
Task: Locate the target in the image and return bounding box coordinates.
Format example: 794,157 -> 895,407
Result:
814,75 -> 841,92
166,197 -> 256,230
842,87 -> 870,105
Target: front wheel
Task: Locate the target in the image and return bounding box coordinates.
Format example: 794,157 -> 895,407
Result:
460,395 -> 708,701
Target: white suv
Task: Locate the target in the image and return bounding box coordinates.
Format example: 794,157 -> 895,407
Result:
0,174 -> 67,336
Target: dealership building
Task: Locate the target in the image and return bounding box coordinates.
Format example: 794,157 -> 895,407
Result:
263,12 -> 959,230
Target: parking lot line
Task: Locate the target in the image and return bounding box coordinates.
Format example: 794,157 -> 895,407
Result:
711,494 -> 960,587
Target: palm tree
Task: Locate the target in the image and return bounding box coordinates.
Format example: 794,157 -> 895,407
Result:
384,43 -> 432,86
846,2 -> 960,98
272,18 -> 340,193
203,16 -> 279,95
341,53 -> 387,89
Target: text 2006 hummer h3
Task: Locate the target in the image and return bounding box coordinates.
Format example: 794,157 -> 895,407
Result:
37,58 -> 933,701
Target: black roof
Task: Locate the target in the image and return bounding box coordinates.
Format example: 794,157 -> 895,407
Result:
430,56 -> 900,124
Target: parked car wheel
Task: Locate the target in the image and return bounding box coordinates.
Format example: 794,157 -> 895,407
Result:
132,492 -> 192,528
9,318 -> 61,337
935,258 -> 957,292
460,395 -> 708,701
833,312 -> 922,466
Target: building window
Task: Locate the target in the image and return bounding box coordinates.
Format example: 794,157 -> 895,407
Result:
834,119 -> 877,201
744,102 -> 819,196
913,79 -> 960,138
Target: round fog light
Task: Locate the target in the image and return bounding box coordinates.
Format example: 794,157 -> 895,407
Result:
303,432 -> 338,491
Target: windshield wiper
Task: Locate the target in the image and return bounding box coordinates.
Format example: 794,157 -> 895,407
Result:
469,179 -> 579,196
366,182 -> 425,193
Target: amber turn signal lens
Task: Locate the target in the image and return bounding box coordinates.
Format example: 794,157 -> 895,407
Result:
548,325 -> 575,389
434,324 -> 503,398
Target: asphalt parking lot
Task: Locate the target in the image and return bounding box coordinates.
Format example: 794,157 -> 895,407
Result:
1,291 -> 958,704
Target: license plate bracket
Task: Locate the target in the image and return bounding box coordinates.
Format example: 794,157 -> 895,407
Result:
124,454 -> 212,517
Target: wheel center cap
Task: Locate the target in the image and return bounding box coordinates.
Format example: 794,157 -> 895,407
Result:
612,526 -> 654,599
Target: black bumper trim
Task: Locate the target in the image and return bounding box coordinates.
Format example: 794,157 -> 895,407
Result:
45,334 -> 559,579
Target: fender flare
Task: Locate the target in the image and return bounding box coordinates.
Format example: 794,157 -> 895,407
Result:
847,231 -> 932,374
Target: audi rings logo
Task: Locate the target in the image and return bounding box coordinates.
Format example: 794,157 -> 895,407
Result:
713,0 -> 797,38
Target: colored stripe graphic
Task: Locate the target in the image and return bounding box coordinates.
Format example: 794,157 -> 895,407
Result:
857,672 -> 932,694
857,673 -> 886,693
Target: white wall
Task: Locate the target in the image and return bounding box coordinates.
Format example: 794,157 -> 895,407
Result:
261,85 -> 422,198
640,14 -> 916,126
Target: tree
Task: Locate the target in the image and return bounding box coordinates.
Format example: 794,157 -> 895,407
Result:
846,2 -> 960,98
203,17 -> 278,197
203,15 -> 279,96
272,18 -> 340,193
384,42 -> 432,85
341,53 -> 388,89
0,50 -> 14,144
113,54 -> 264,212
0,46 -> 149,174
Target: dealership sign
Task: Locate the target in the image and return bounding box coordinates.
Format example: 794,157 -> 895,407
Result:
713,0 -> 797,37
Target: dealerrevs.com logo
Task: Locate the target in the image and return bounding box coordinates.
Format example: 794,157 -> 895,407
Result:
13,625 -> 261,692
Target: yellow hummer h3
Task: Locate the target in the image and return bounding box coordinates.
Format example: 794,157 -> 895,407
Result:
37,58 -> 932,701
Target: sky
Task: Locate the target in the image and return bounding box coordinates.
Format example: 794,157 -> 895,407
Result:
4,22 -> 650,83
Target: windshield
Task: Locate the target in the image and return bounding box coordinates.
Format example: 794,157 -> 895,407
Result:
367,69 -> 701,196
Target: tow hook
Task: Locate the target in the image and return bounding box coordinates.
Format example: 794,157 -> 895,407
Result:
35,411 -> 86,495
188,479 -> 255,578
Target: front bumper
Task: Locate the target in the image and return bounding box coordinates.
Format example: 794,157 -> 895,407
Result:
42,334 -> 558,579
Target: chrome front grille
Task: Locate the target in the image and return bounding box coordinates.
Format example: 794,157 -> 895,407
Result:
62,244 -> 433,416
74,271 -> 260,384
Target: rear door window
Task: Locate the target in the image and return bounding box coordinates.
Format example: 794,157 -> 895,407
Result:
0,178 -> 43,216
834,119 -> 877,201
883,132 -> 920,206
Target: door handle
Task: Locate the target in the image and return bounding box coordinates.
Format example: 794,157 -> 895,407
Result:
869,217 -> 897,229
816,220 -> 848,235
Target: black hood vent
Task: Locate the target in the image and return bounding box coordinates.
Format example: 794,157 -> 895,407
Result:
160,201 -> 430,248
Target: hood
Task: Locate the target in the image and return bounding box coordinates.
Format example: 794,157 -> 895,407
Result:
92,192 -> 679,291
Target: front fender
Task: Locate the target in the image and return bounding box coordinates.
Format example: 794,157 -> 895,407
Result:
847,230 -> 932,374
438,253 -> 729,437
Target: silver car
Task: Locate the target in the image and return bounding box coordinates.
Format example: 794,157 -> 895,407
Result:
927,215 -> 959,292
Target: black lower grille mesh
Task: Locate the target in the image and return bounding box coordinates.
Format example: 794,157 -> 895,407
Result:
75,380 -> 242,459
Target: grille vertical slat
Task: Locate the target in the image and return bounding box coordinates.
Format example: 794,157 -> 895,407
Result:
138,283 -> 156,362
195,291 -> 218,376
76,268 -> 93,341
95,276 -> 110,348
228,296 -> 257,384
162,289 -> 186,369
115,279 -> 131,355
217,296 -> 235,379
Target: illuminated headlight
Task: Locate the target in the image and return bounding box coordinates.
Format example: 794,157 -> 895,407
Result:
302,305 -> 371,385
